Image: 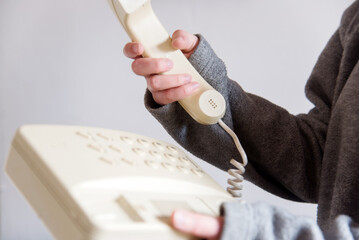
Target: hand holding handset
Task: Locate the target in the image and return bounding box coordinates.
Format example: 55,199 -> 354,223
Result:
108,0 -> 226,125
108,0 -> 248,198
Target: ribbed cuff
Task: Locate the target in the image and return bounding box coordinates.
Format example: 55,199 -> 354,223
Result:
220,201 -> 252,240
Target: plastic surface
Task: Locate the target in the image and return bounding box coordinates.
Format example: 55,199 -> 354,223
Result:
5,125 -> 234,239
108,0 -> 226,124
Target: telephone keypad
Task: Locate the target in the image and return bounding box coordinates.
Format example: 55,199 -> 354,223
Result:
75,131 -> 202,178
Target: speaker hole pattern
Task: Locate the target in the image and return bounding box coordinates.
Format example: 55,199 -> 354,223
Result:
208,99 -> 218,109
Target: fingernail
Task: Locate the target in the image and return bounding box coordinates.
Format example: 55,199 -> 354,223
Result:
187,82 -> 200,94
167,59 -> 173,69
172,36 -> 184,47
132,44 -> 139,53
183,75 -> 192,83
173,211 -> 191,231
174,212 -> 185,228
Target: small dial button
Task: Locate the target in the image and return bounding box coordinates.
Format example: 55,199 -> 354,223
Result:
120,136 -> 134,145
164,153 -> 177,162
137,138 -> 150,147
166,145 -> 179,154
132,148 -> 146,157
178,156 -> 191,165
145,160 -> 159,169
99,157 -> 118,166
152,142 -> 164,150
161,162 -> 175,171
108,145 -> 122,154
177,166 -> 190,174
96,133 -> 111,141
88,144 -> 107,153
120,157 -> 134,165
191,168 -> 204,177
149,150 -> 162,159
76,131 -> 89,139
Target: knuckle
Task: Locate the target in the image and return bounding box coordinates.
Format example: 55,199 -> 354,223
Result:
176,75 -> 184,85
153,94 -> 166,105
164,90 -> 176,103
153,59 -> 165,72
148,76 -> 159,91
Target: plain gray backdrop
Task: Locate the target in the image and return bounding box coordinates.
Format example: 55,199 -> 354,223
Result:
0,0 -> 354,239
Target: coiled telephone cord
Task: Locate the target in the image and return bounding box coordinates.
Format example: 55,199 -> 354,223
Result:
218,120 -> 248,198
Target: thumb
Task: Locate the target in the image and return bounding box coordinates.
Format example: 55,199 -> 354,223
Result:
171,210 -> 223,239
172,30 -> 199,57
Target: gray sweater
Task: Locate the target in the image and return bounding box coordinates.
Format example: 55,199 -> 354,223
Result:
144,1 -> 359,239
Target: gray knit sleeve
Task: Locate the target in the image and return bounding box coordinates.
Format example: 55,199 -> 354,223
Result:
143,30 -> 359,239
219,202 -> 359,240
144,34 -> 305,201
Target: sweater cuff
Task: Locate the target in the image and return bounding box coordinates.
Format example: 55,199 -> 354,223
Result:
220,202 -> 252,239
189,34 -> 229,95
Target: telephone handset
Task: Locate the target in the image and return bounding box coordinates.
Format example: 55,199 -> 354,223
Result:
6,125 -> 235,239
108,0 -> 225,125
108,0 -> 248,198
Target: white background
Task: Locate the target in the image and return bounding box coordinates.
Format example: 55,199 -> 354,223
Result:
0,0 -> 354,239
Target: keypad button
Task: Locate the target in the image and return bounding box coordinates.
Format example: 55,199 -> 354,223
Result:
145,160 -> 159,169
76,131 -> 89,139
161,162 -> 175,171
191,168 -> 204,177
85,132 -> 97,142
137,138 -> 149,147
166,145 -> 179,154
96,133 -> 111,141
108,145 -> 122,154
132,148 -> 146,157
178,156 -> 191,165
120,157 -> 134,165
121,136 -> 134,145
152,142 -> 164,150
177,166 -> 190,174
88,144 -> 106,153
99,157 -> 118,166
149,150 -> 162,159
164,153 -> 177,162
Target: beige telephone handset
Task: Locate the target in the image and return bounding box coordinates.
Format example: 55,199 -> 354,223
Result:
108,0 -> 226,125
